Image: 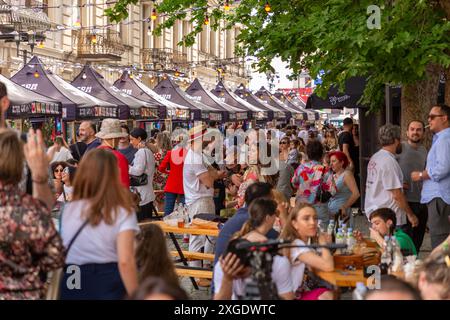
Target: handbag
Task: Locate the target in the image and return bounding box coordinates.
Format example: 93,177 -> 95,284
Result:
129,149 -> 148,187
45,206 -> 89,300
315,168 -> 333,204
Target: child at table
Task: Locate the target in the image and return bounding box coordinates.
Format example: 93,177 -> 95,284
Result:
136,224 -> 185,293
280,203 -> 335,300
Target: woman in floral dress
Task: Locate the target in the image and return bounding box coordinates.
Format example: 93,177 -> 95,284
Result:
0,129 -> 65,300
153,132 -> 172,211
291,140 -> 336,230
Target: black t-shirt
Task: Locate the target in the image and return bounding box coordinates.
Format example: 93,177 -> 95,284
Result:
338,131 -> 359,172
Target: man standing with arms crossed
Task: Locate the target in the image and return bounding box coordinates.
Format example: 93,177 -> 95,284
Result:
411,104 -> 450,249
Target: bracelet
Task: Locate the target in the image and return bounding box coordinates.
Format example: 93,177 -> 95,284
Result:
32,176 -> 48,184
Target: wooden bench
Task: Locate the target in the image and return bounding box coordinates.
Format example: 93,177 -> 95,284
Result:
176,268 -> 213,279
171,250 -> 214,262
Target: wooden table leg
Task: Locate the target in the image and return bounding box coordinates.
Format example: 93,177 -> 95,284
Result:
169,232 -> 199,290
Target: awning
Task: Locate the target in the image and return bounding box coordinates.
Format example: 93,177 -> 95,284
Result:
72,65 -> 160,120
210,81 -> 266,120
11,56 -> 115,120
186,78 -> 248,122
1,74 -> 60,118
153,77 -> 222,122
113,71 -> 190,121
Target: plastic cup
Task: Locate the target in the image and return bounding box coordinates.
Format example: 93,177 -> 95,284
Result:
177,218 -> 185,228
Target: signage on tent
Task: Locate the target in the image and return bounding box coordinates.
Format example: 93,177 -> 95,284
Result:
77,86 -> 92,93
22,83 -> 38,91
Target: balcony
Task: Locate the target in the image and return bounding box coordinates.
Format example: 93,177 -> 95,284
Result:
74,29 -> 125,62
141,48 -> 188,73
0,1 -> 50,42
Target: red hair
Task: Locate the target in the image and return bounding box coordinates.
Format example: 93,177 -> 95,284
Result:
329,151 -> 349,169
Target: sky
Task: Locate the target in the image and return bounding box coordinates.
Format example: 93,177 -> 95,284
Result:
248,57 -> 295,91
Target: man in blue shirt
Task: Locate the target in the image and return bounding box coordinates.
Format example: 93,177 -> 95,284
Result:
214,182 -> 279,266
412,104 -> 450,248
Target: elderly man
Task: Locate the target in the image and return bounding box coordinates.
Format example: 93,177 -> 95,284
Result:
411,104 -> 450,249
365,124 -> 418,231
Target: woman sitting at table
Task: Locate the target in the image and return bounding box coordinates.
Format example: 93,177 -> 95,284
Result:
213,198 -> 295,300
280,203 -> 335,300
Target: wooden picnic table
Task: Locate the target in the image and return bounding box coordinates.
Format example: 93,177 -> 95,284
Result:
315,269 -> 405,288
140,220 -> 219,237
315,269 -> 370,288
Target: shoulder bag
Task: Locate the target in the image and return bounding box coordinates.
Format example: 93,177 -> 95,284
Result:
130,149 -> 148,187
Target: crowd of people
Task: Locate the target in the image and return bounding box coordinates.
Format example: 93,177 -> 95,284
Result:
0,77 -> 449,300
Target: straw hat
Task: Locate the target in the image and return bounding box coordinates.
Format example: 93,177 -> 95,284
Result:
95,118 -> 128,140
188,124 -> 208,142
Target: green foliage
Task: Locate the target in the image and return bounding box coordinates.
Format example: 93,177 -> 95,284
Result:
105,0 -> 450,111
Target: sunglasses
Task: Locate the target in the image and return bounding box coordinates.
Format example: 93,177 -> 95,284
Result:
54,168 -> 64,173
428,114 -> 445,120
280,141 -> 289,145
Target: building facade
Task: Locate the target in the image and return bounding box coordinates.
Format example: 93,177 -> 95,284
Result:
0,0 -> 249,89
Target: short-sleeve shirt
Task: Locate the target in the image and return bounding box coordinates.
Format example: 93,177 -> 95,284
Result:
61,200 -> 139,265
289,239 -> 312,292
183,148 -> 214,205
394,229 -> 417,256
364,149 -> 406,225
397,142 -> 427,203
213,255 -> 293,300
338,131 -> 357,165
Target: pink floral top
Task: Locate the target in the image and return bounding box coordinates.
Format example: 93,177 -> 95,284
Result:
291,160 -> 336,205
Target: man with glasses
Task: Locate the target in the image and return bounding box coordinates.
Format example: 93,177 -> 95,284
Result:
411,104 -> 450,249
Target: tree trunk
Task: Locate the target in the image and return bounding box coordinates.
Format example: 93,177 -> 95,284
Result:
439,0 -> 450,106
445,66 -> 450,106
401,64 -> 441,149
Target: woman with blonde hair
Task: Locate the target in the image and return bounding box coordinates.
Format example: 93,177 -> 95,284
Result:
59,149 -> 139,300
280,204 -> 335,300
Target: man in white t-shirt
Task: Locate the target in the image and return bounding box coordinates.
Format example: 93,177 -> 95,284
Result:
48,136 -> 73,163
298,123 -> 310,145
364,124 -> 418,229
183,124 -> 226,286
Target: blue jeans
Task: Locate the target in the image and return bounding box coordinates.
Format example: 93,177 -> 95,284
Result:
164,192 -> 185,216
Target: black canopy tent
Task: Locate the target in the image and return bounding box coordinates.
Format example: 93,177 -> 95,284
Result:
1,74 -> 61,118
306,77 -> 367,110
210,81 -> 266,121
72,65 -> 160,120
153,77 -> 222,122
185,78 -> 248,122
113,71 -> 190,121
255,86 -> 298,121
285,92 -> 320,121
273,91 -> 309,121
234,84 -> 284,121
10,56 -> 116,121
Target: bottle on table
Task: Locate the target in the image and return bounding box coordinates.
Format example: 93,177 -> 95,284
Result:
380,236 -> 392,275
390,236 -> 404,273
346,228 -> 355,254
352,282 -> 368,300
335,228 -> 344,254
